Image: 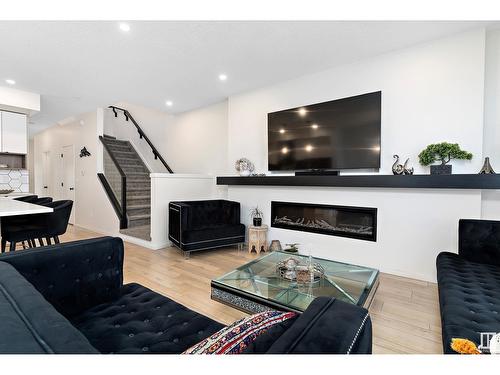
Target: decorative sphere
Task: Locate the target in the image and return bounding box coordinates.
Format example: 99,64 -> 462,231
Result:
490,333 -> 500,354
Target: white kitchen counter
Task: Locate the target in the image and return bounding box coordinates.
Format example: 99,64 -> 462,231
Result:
0,192 -> 33,200
0,199 -> 53,217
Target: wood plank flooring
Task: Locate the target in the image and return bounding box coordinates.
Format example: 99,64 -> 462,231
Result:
60,225 -> 443,354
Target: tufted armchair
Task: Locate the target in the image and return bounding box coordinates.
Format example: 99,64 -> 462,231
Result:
437,219 -> 500,354
168,200 -> 245,256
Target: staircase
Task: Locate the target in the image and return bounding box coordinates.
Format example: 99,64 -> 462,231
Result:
98,106 -> 173,242
101,135 -> 151,240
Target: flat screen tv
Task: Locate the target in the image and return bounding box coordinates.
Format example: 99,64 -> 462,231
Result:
268,91 -> 381,172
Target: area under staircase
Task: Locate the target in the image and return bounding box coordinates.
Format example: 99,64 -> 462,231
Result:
98,106 -> 173,241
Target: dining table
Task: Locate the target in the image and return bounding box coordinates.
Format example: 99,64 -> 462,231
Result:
0,199 -> 53,217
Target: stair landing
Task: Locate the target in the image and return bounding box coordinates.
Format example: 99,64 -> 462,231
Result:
120,225 -> 151,241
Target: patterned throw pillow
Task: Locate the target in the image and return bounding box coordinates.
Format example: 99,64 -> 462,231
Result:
183,310 -> 297,354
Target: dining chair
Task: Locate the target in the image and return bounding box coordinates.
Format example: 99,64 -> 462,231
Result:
1,200 -> 73,252
13,195 -> 38,203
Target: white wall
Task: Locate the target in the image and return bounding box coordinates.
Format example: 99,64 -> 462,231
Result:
104,100 -> 228,175
165,100 -> 228,175
225,29 -> 487,282
481,28 -> 500,219
228,29 -> 486,175
34,110 -> 120,235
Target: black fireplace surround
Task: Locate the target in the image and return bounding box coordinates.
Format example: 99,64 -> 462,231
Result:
271,201 -> 377,241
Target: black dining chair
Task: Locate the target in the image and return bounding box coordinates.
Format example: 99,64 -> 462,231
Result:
1,200 -> 73,252
33,197 -> 53,205
36,200 -> 73,246
14,195 -> 38,203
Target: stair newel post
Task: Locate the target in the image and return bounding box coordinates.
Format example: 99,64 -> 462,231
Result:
121,175 -> 127,230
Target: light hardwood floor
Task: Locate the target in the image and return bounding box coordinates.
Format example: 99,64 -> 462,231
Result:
60,225 -> 443,354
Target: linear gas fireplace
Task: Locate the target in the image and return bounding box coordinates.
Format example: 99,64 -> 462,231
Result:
271,201 -> 377,242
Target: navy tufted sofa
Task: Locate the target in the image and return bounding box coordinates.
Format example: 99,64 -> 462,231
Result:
437,219 -> 500,354
0,236 -> 372,354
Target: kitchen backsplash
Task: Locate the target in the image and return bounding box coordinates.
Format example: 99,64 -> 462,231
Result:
0,169 -> 29,192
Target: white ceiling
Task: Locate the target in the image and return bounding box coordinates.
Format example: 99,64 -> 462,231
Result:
0,21 -> 495,135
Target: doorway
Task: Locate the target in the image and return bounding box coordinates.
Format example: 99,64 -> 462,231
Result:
61,145 -> 75,224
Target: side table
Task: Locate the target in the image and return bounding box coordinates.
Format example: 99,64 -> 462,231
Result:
248,225 -> 268,253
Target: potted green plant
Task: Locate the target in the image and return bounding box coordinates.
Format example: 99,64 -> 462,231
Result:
418,142 -> 473,175
249,206 -> 263,226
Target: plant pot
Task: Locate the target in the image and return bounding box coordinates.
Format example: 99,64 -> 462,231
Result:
430,164 -> 452,175
253,217 -> 262,226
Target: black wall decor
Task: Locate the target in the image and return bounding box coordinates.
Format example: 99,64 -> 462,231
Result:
79,147 -> 91,158
271,201 -> 377,242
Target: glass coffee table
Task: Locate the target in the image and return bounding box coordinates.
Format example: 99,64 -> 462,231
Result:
211,251 -> 379,314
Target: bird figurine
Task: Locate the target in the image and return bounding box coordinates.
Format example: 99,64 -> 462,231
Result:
392,155 -> 405,175
403,158 -> 414,175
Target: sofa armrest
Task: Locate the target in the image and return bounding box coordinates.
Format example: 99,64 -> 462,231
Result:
459,219 -> 500,266
0,236 -> 124,318
221,200 -> 241,225
267,297 -> 372,354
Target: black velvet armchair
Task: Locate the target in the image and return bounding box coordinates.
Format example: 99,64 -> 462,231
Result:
168,200 -> 245,256
437,219 -> 500,353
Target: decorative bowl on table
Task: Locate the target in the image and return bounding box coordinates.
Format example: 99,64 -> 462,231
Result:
0,189 -> 14,194
275,257 -> 325,284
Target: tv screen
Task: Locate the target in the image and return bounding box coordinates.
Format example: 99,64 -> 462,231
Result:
267,91 -> 381,171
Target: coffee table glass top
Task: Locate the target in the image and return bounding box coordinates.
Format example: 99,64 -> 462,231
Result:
212,251 -> 379,312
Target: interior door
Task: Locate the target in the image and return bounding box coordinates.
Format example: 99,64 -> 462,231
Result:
61,145 -> 75,224
42,151 -> 51,197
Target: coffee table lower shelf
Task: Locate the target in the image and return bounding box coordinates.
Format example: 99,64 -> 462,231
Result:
211,277 -> 379,314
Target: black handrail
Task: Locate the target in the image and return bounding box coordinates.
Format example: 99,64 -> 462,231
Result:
98,136 -> 127,229
108,105 -> 174,173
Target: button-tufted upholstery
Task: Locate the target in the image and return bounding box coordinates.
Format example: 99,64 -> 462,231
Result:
437,219 -> 500,354
71,283 -> 224,354
0,262 -> 97,353
0,236 -> 124,318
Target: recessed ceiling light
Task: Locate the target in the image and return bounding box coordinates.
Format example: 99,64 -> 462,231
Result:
119,23 -> 130,32
279,128 -> 286,134
305,144 -> 313,152
298,108 -> 307,117
281,147 -> 289,154
311,123 -> 319,129
5,79 -> 15,85
165,100 -> 173,107
218,74 -> 228,81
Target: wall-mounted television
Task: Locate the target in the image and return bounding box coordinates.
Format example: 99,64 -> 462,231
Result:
267,91 -> 381,172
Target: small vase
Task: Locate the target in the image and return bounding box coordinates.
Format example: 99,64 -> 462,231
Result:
253,217 -> 262,226
239,169 -> 251,177
430,164 -> 452,175
269,240 -> 282,252
479,157 -> 495,174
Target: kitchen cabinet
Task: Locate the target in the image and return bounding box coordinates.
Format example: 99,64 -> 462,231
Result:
0,111 -> 27,154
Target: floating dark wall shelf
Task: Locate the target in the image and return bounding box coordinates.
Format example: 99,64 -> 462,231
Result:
216,174 -> 500,190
